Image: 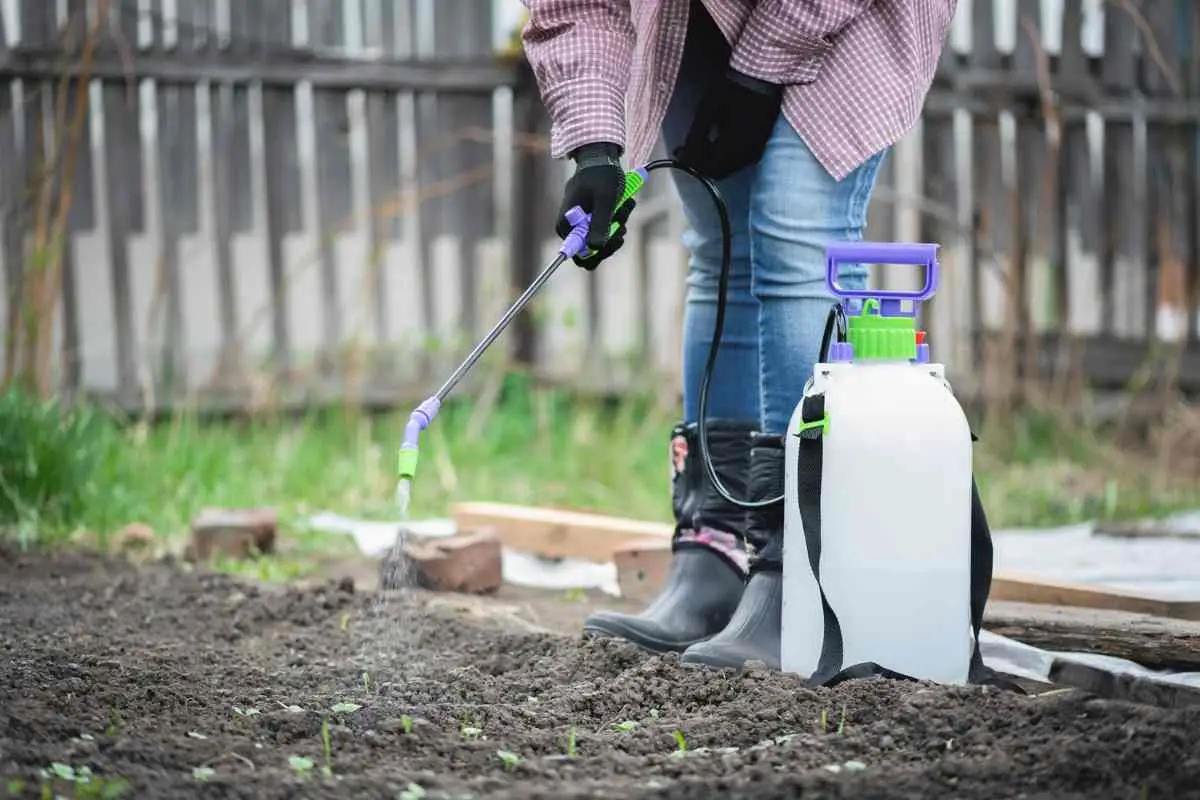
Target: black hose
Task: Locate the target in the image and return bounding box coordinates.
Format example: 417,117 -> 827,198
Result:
643,158 -> 828,509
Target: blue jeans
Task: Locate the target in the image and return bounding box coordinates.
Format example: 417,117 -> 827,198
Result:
662,7 -> 888,435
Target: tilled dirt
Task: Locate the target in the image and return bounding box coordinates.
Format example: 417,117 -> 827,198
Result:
2,547 -> 1199,799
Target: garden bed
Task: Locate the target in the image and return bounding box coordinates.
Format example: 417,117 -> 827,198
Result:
2,546 -> 1198,799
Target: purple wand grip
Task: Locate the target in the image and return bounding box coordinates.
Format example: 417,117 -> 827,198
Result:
403,395 -> 442,449
826,242 -> 940,302
559,206 -> 591,259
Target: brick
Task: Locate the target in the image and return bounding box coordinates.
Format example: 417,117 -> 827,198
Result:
612,538 -> 672,604
401,529 -> 503,595
113,523 -> 155,553
188,507 -> 278,562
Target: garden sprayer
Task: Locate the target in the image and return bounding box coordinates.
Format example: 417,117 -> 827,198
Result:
383,159 -> 986,694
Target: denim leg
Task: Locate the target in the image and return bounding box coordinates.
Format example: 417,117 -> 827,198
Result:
660,3 -> 759,425
749,116 -> 888,435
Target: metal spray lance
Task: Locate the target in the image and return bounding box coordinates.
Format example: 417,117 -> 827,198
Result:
394,167 -> 648,485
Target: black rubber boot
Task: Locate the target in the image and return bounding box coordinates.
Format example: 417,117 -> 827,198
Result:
582,418 -> 756,652
680,432 -> 785,670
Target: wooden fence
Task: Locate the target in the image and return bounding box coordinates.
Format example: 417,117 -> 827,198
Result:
0,0 -> 1198,415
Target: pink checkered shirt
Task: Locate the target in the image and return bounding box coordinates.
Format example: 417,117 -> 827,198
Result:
521,0 -> 956,181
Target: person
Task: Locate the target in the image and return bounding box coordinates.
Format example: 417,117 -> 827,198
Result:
520,0 -> 957,670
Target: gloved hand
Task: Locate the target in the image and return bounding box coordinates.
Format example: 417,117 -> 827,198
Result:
674,68 -> 784,180
555,142 -> 637,270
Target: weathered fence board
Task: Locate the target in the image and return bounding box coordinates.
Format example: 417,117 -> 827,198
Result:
1,0 -> 1198,413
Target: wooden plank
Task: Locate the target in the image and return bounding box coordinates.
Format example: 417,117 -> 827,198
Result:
364,87 -> 400,347
0,76 -> 20,385
451,501 -> 672,563
386,0 -> 429,381
1048,659 -> 1200,709
984,601 -> 1200,672
1013,0 -> 1055,342
0,50 -> 523,93
966,0 -> 1014,400
257,0 -> 297,377
1141,0 -> 1191,347
101,79 -> 142,406
153,81 -> 195,393
311,86 -> 352,368
55,73 -> 95,397
990,572 -> 1200,622
508,60 -> 543,368
1100,6 -> 1146,339
919,109 -> 963,370
972,331 -> 1200,391
208,82 -> 239,384
645,235 -> 687,383
437,0 -> 494,345
18,0 -> 54,47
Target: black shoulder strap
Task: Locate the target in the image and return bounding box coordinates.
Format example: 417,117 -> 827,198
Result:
793,393 -> 850,685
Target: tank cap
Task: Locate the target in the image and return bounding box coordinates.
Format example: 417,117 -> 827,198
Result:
844,299 -> 917,361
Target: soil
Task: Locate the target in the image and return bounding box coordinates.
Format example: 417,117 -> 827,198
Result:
3,547 -> 1200,799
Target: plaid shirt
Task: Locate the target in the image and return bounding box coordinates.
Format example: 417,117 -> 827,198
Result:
521,0 -> 956,181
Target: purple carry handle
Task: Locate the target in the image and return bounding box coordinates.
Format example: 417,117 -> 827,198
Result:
826,242 -> 940,315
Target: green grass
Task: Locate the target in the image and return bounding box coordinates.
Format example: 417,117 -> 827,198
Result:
1,376 -> 1197,565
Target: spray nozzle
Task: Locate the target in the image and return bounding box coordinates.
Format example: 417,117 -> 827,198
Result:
397,396 -> 441,481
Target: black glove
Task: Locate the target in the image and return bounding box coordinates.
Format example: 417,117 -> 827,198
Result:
674,68 -> 784,180
555,142 -> 637,270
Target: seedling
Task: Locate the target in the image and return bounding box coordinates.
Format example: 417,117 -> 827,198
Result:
38,764 -> 129,799
612,720 -> 638,733
671,730 -> 688,756
321,718 -> 334,778
837,704 -> 847,735
495,750 -> 523,771
400,782 -> 427,800
460,715 -> 483,739
339,612 -> 351,631
104,710 -> 122,737
46,765 -> 84,783
289,755 -> 314,778
400,715 -> 414,735
649,708 -> 661,719
819,709 -> 828,733
331,702 -> 362,714
565,726 -> 577,759
192,767 -> 215,782
361,671 -> 371,693
187,731 -> 208,740
233,707 -> 260,718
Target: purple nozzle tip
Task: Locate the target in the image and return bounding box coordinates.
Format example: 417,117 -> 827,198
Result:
402,395 -> 442,449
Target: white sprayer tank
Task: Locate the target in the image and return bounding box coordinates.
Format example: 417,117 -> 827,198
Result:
782,242 -> 975,686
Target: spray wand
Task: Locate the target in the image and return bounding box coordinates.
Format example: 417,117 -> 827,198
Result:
394,167 -> 649,486
389,153 -> 768,577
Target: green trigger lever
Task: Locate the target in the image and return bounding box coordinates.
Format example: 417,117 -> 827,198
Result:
565,167 -> 648,261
